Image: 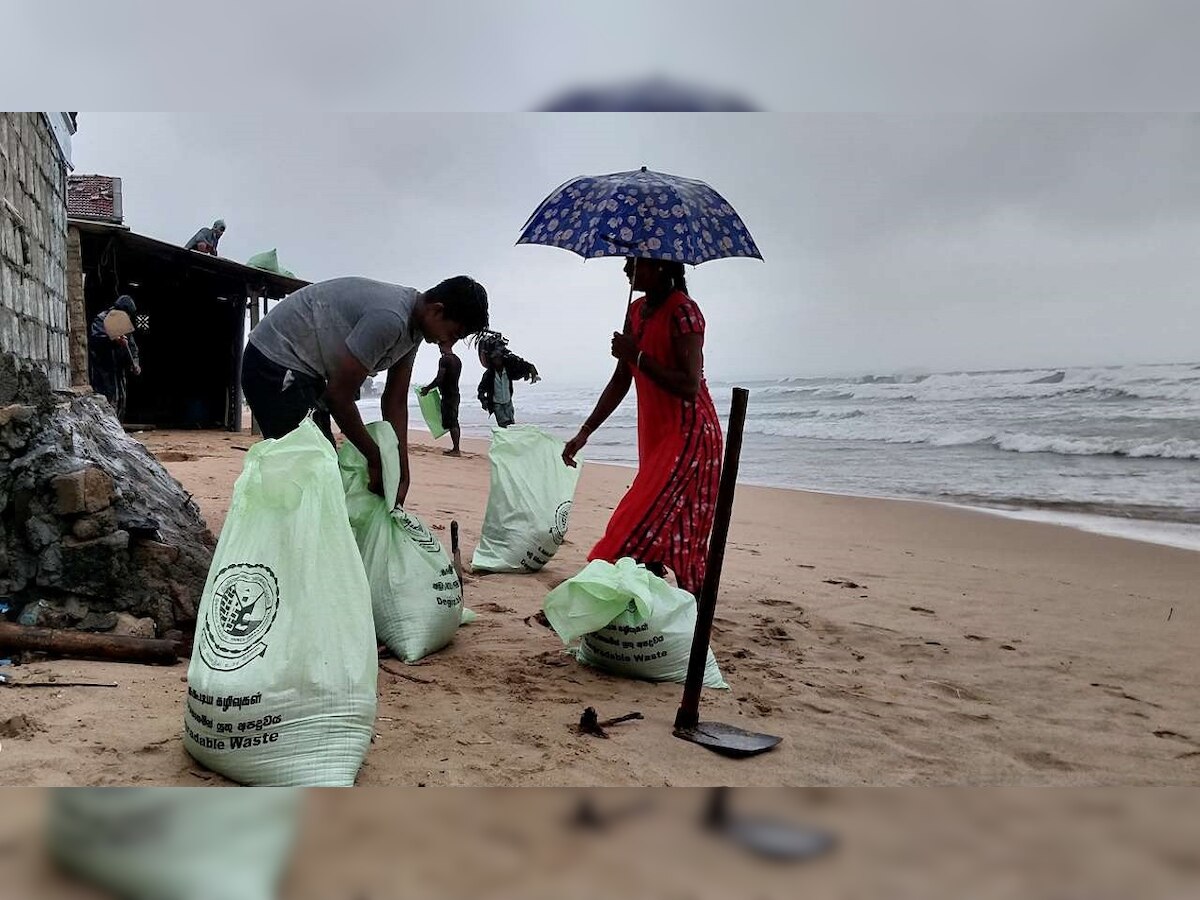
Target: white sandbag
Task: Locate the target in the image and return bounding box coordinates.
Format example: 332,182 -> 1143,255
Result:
48,787 -> 301,900
184,418 -> 377,786
339,421 -> 466,662
543,557 -> 727,688
471,425 -> 580,573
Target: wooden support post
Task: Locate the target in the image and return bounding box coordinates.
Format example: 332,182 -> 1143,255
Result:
248,290 -> 261,435
65,225 -> 90,387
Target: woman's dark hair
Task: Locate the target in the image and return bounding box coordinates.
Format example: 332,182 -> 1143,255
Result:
659,260 -> 688,295
631,257 -> 689,295
424,276 -> 490,337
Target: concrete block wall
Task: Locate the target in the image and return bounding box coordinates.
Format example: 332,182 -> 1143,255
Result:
0,113 -> 70,389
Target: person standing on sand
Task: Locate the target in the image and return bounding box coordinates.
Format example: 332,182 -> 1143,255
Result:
88,294 -> 141,421
242,275 -> 489,506
421,340 -> 463,456
563,257 -> 722,595
477,333 -> 539,428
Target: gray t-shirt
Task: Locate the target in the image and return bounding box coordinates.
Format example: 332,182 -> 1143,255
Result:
249,277 -> 422,379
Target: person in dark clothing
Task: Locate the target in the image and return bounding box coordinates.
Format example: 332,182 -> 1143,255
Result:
88,295 -> 141,420
476,331 -> 539,428
420,340 -> 463,455
185,219 -> 226,255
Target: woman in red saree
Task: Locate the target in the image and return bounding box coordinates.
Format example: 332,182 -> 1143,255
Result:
563,257 -> 723,595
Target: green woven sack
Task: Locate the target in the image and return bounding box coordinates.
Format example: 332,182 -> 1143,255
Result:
544,557 -> 727,688
184,417 -> 377,786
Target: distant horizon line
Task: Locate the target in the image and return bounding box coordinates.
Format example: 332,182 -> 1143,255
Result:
368,357 -> 1199,388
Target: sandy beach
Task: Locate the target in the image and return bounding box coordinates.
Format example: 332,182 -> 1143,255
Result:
1,428 -> 1197,787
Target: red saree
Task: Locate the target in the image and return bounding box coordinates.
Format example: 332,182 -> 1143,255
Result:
588,291 -> 723,595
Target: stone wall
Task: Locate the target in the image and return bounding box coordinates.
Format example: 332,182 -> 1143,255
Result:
0,114 -> 70,390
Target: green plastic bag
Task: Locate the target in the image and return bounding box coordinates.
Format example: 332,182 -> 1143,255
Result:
247,247 -> 296,278
471,425 -> 581,573
184,417 -> 377,786
415,385 -> 447,439
544,557 -> 727,688
49,788 -> 301,900
339,421 -> 467,662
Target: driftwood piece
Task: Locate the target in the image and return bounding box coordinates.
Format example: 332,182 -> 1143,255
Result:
0,622 -> 180,665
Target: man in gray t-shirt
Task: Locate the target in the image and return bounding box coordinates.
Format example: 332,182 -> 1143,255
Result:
242,275 -> 489,506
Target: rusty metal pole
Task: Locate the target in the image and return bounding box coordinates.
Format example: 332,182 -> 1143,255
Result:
675,387 -> 749,729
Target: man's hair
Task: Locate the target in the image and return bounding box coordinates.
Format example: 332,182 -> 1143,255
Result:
424,276 -> 489,337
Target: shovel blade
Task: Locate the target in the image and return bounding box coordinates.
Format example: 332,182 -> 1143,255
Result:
720,817 -> 837,861
673,721 -> 782,758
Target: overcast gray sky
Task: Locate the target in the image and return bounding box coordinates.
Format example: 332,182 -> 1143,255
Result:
71,113 -> 1200,385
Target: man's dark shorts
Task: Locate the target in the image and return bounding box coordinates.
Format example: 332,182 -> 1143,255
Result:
440,392 -> 460,430
241,343 -> 334,441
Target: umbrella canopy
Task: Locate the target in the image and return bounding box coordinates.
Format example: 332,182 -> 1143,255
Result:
538,77 -> 759,112
517,167 -> 762,266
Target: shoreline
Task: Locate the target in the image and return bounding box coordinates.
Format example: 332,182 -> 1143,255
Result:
503,445 -> 1200,555
382,396 -> 1200,555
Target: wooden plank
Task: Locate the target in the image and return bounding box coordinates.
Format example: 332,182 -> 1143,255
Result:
0,622 -> 181,666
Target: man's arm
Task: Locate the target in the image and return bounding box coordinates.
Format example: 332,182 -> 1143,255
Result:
324,348 -> 384,496
125,335 -> 141,375
504,354 -> 538,382
382,348 -> 417,507
421,356 -> 447,395
477,370 -> 493,411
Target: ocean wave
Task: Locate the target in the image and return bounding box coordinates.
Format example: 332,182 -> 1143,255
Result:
742,419 -> 1200,458
753,381 -> 1200,405
988,433 -> 1200,459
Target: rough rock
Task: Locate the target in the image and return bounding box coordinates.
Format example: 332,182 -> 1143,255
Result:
111,611 -> 157,639
71,509 -> 118,541
0,351 -> 212,638
52,466 -> 113,515
0,404 -> 35,428
79,610 -> 118,631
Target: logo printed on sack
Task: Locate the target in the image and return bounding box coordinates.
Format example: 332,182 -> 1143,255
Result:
199,563 -> 281,672
396,511 -> 443,554
550,500 -> 572,545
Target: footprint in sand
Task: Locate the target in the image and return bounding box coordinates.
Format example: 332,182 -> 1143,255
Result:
0,714 -> 45,740
923,680 -> 988,703
476,601 -> 517,614
737,695 -> 775,716
155,450 -> 195,462
1014,748 -> 1077,772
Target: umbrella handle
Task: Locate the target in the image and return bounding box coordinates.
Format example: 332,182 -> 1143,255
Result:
622,260 -> 637,335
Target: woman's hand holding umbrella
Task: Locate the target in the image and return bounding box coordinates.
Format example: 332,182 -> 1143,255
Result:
610,332 -> 639,364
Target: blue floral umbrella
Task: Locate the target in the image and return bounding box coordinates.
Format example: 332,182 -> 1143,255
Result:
517,166 -> 763,266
